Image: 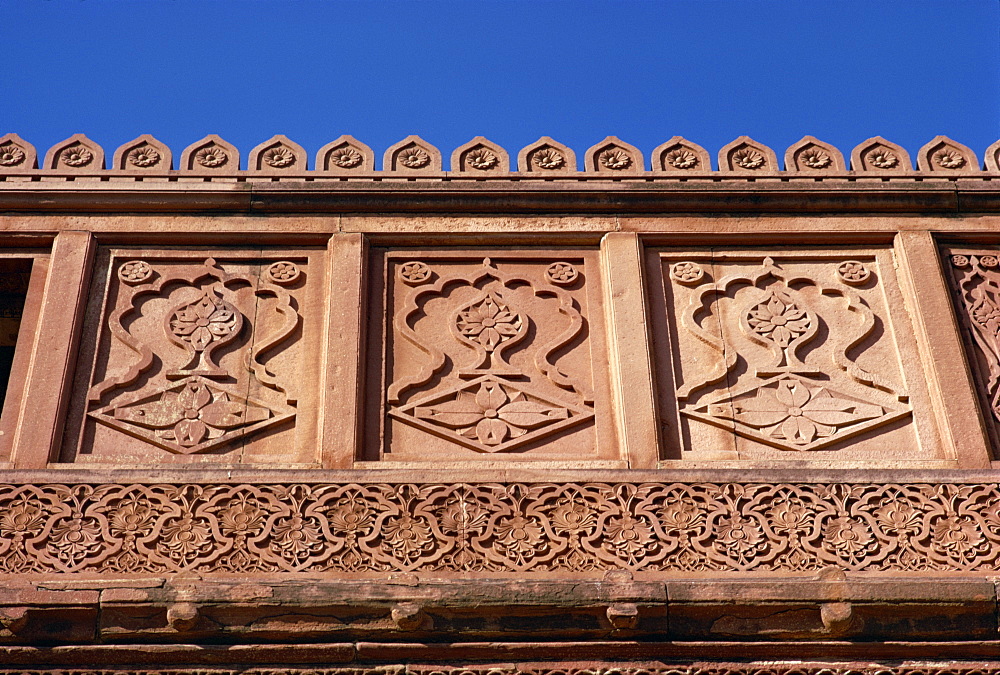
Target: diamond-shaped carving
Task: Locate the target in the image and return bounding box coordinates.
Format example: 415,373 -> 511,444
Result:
683,374 -> 909,452
390,375 -> 593,453
90,376 -> 293,455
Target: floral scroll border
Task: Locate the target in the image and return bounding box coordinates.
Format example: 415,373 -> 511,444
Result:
2,482 -> 1000,575
3,666 -> 1000,675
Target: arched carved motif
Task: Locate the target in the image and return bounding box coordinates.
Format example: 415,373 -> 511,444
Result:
917,135 -> 978,173
316,135 -> 375,173
112,134 -> 172,171
850,137 -> 912,172
784,136 -> 846,172
179,135 -> 240,174
82,256 -> 308,458
652,136 -> 711,172
450,136 -> 509,173
0,133 -> 37,171
719,136 -> 778,173
383,135 -> 442,172
248,135 -> 308,174
44,134 -> 105,171
517,137 -> 577,174
583,136 -> 644,174
986,139 -> 1000,173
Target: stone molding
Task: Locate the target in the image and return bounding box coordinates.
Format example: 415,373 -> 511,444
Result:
2,481 -> 1000,575
2,134 -> 995,178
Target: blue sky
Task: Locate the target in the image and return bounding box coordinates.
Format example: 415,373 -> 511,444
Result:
6,0 -> 1000,169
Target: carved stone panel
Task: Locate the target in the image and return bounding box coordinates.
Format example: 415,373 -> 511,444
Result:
61,250 -> 325,465
366,250 -> 617,464
943,248 -> 1000,455
650,249 -> 943,465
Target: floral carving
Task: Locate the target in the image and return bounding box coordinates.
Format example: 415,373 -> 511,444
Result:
598,148 -> 631,170
118,260 -> 154,285
127,145 -> 160,167
262,146 -> 295,168
466,147 -> 498,170
716,513 -> 765,562
398,261 -> 432,285
195,145 -> 228,168
800,147 -> 832,169
272,515 -> 323,561
946,252 -> 1000,423
111,378 -> 271,451
456,292 -> 523,352
495,514 -> 546,564
532,147 -> 565,170
824,516 -> 874,556
266,261 -> 300,285
383,513 -> 433,559
169,291 -> 240,352
732,147 -> 765,169
414,379 -> 571,448
0,143 -> 26,166
398,146 -> 430,168
160,514 -> 211,565
330,146 -> 363,168
0,498 -> 45,541
933,148 -> 966,169
545,262 -> 579,286
61,144 -> 93,167
837,260 -> 871,285
49,516 -> 102,564
707,377 -> 884,449
666,148 -> 698,169
670,261 -> 704,285
747,292 -> 812,348
866,148 -> 898,169
109,498 -> 156,538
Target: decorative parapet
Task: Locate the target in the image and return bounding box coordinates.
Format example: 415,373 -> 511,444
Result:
0,134 -> 994,180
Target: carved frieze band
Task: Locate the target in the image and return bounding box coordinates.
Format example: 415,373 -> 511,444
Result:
2,482 -> 1000,574
2,666 -> 999,675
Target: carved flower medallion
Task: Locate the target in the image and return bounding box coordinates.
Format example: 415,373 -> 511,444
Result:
169,291 -> 240,352
0,143 -> 26,167
398,146 -> 430,169
0,499 -> 44,540
456,292 -> 524,352
271,515 -> 323,560
732,147 -> 765,170
800,148 -> 832,169
262,146 -> 295,168
666,148 -> 698,169
866,148 -> 898,169
398,261 -> 432,285
747,293 -> 812,347
195,145 -> 228,168
837,260 -> 871,285
466,147 -> 498,170
61,144 -> 93,167
330,146 -> 363,168
266,261 -> 300,285
532,147 -> 564,170
671,261 -> 705,285
598,148 -> 631,170
933,148 -> 966,169
824,516 -> 873,555
118,260 -> 154,285
127,145 -> 160,168
545,262 -> 579,285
